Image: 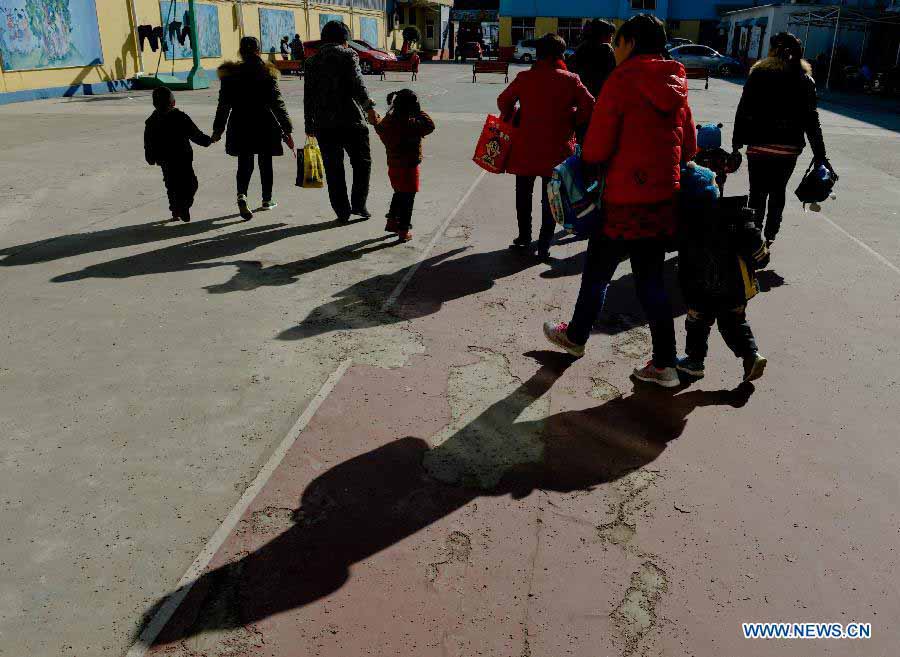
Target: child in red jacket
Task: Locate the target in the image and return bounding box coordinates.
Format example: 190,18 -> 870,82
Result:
372,89 -> 435,242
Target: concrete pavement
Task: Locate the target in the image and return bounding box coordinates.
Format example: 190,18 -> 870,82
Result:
1,64 -> 898,657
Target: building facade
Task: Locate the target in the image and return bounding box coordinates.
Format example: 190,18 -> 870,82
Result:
0,0 -> 388,104
498,0 -> 755,48
387,0 -> 454,56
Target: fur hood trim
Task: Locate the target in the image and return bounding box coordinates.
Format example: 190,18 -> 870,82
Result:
751,56 -> 812,75
217,59 -> 279,80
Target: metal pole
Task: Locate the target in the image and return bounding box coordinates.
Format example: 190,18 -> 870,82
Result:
128,0 -> 144,75
826,6 -> 840,90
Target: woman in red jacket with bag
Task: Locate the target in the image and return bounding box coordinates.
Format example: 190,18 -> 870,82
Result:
497,33 -> 595,260
543,14 -> 697,388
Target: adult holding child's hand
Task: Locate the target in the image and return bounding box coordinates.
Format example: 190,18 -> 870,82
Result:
212,36 -> 293,220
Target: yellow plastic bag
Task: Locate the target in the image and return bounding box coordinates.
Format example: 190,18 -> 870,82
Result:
297,137 -> 325,189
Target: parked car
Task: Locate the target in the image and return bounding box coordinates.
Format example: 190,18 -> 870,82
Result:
514,39 -> 538,63
665,37 -> 693,50
302,39 -> 397,74
668,44 -> 741,76
456,41 -> 484,62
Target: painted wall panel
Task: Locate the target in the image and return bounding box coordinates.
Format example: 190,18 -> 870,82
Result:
0,0 -> 104,71
159,1 -> 221,59
259,7 -> 294,55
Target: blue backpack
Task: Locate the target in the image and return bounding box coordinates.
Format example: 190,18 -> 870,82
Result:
547,146 -> 604,237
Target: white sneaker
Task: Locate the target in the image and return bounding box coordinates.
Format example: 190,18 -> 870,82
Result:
542,321 -> 585,358
632,361 -> 680,388
260,200 -> 278,210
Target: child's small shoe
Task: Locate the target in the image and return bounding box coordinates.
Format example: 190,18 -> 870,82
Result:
743,352 -> 767,382
237,195 -> 253,220
170,213 -> 180,222
676,356 -> 705,379
385,217 -> 399,233
260,200 -> 277,211
397,230 -> 413,242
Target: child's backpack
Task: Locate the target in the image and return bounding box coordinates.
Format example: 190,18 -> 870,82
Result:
547,146 -> 604,237
678,195 -> 765,308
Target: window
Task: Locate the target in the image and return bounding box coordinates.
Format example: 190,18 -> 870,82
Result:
557,18 -> 585,48
630,0 -> 656,10
426,19 -> 435,40
408,7 -> 416,24
511,17 -> 536,45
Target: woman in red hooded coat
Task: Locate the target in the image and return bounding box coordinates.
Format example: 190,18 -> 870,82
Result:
497,33 -> 594,259
543,14 -> 698,388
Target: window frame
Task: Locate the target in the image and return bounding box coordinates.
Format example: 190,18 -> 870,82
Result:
557,17 -> 585,49
511,17 -> 536,45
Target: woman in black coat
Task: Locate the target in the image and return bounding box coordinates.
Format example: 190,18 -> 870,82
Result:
213,36 -> 294,220
732,32 -> 830,246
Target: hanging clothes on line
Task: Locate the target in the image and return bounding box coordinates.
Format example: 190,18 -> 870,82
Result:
138,25 -> 167,52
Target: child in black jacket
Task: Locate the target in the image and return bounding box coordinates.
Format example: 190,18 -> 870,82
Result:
677,165 -> 769,383
144,86 -> 212,222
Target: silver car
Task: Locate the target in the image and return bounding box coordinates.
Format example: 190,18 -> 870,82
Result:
514,39 -> 538,63
669,44 -> 741,76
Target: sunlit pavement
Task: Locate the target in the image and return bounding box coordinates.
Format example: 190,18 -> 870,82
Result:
1,64 -> 898,656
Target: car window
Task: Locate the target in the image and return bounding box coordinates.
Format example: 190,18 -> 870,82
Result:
348,41 -> 365,52
681,46 -> 708,56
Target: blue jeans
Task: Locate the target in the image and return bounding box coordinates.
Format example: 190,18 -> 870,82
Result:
566,237 -> 677,368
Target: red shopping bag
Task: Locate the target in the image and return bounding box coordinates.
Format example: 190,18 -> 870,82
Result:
473,114 -> 515,174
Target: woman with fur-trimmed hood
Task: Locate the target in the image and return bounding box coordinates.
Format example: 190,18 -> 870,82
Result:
732,32 -> 831,246
212,36 -> 294,220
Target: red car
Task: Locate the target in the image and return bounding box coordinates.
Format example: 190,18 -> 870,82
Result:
303,39 -> 397,74
456,41 -> 484,62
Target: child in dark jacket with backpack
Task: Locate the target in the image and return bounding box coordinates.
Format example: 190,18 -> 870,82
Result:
677,164 -> 769,383
144,86 -> 213,222
372,89 -> 435,242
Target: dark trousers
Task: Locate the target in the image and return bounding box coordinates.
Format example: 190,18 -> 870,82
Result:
317,127 -> 372,219
236,153 -> 274,202
388,192 -> 416,230
161,161 -> 198,214
567,237 -> 676,368
684,306 -> 757,361
747,154 -> 798,242
515,175 -> 554,253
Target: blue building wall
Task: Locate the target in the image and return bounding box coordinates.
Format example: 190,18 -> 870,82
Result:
500,0 -> 748,21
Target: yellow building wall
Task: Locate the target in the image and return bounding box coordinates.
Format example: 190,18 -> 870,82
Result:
668,20 -> 701,42
534,17 -> 558,38
499,16 -> 512,48
0,0 -> 385,96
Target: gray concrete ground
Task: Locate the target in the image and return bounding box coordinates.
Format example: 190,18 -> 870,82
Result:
0,64 -> 898,657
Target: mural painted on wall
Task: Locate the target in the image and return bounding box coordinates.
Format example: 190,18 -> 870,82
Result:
359,16 -> 377,46
0,0 -> 103,71
318,13 -> 343,35
259,7 -> 293,56
159,1 -> 220,60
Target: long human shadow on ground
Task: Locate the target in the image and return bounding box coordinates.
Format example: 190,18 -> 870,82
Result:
276,246 -> 542,340
143,351 -> 755,645
204,236 -> 399,293
0,214 -> 245,268
50,219 -> 352,282
278,249 -> 704,342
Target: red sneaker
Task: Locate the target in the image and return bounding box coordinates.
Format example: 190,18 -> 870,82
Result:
385,217 -> 399,233
397,230 -> 413,242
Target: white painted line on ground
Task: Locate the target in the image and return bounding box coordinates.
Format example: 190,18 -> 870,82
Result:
819,212 -> 900,276
382,169 -> 486,311
125,357 -> 353,657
